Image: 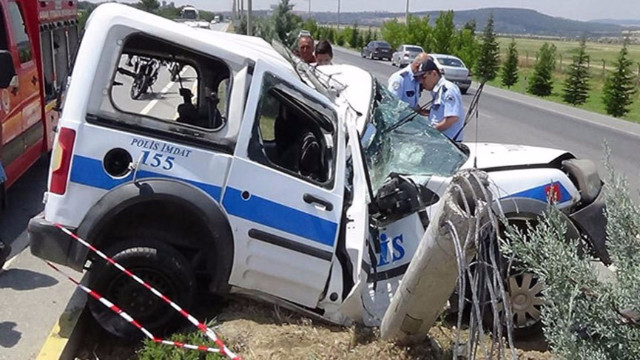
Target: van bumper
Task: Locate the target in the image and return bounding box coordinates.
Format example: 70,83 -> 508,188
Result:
569,187 -> 610,265
29,214 -> 84,271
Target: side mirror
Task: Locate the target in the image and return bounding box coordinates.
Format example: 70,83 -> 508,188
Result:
0,51 -> 16,89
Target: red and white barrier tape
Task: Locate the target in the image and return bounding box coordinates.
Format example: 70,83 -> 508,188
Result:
53,223 -> 240,360
45,261 -> 222,354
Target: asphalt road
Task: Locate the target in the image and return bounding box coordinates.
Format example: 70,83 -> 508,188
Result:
1,36 -> 639,360
332,46 -> 640,200
0,156 -> 79,360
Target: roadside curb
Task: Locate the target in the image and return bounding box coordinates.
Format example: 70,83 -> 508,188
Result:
36,285 -> 88,360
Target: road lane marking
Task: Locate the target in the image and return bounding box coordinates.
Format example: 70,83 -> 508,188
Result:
141,74 -> 179,115
142,67 -> 195,117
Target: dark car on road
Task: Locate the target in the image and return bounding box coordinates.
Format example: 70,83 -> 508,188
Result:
361,41 -> 392,61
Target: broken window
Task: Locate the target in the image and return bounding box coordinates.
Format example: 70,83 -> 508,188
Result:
108,33 -> 230,133
249,72 -> 336,186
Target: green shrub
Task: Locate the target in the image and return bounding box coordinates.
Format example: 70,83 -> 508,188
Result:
137,330 -> 225,360
502,149 -> 640,359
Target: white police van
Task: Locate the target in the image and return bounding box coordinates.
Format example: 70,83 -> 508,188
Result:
28,4 -> 609,338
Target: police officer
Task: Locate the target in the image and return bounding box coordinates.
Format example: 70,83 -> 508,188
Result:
414,57 -> 465,141
387,53 -> 429,111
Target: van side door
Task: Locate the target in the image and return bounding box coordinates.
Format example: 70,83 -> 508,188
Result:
223,59 -> 346,308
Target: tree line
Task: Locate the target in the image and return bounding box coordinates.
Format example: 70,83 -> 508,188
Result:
381,12 -> 637,118
497,36 -> 637,118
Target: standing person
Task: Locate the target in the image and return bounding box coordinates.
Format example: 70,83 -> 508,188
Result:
387,53 -> 430,111
297,35 -> 316,64
315,40 -> 333,65
414,57 -> 465,141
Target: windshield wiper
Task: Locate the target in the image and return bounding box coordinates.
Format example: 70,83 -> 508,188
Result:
383,99 -> 433,134
452,80 -> 486,141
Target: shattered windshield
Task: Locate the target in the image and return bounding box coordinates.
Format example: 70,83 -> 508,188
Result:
363,81 -> 469,190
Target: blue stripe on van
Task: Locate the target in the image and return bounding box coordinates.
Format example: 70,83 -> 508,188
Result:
69,155 -> 222,200
69,155 -> 336,247
222,187 -> 337,247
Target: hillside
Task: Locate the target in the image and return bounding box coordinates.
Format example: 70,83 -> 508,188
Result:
590,18 -> 640,27
300,8 -> 624,38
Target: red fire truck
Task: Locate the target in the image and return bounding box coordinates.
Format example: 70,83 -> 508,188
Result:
0,0 -> 78,209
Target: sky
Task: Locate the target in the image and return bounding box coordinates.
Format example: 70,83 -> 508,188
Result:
96,0 -> 640,21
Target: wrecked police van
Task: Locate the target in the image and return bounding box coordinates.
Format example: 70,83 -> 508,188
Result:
28,4 -> 609,340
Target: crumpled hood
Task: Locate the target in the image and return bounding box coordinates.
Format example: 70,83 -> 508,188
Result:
461,143 -> 573,170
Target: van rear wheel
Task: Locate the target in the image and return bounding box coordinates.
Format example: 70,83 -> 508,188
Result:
87,238 -> 196,339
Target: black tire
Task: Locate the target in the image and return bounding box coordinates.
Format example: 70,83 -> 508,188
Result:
130,75 -> 144,100
140,76 -> 150,95
0,239 -> 10,269
461,87 -> 469,95
87,239 -> 196,339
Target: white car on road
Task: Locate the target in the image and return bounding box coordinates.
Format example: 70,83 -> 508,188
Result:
391,44 -> 424,67
431,53 -> 473,94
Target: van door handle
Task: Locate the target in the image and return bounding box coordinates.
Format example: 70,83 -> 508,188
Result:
31,76 -> 38,85
303,193 -> 333,211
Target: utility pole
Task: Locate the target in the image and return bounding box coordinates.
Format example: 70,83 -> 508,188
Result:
308,0 -> 311,16
405,0 -> 409,24
337,0 -> 340,30
247,0 -> 252,36
232,0 -> 236,20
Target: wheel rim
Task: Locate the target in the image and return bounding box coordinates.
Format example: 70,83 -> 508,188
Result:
106,267 -> 178,324
500,272 -> 545,329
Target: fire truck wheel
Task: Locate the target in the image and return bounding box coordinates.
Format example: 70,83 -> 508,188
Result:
87,238 -> 196,339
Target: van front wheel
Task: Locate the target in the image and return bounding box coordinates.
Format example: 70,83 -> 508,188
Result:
87,239 -> 196,339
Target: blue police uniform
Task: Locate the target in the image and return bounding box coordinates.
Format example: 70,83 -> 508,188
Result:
428,77 -> 465,141
387,65 -> 421,109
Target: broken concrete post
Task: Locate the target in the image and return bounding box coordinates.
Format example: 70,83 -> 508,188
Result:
380,170 -> 493,342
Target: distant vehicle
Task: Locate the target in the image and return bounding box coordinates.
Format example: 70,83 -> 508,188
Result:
212,15 -> 221,23
361,41 -> 392,61
391,44 -> 424,67
180,6 -> 199,20
430,53 -> 472,95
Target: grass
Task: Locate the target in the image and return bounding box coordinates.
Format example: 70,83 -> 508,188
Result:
497,37 -> 640,70
487,40 -> 640,123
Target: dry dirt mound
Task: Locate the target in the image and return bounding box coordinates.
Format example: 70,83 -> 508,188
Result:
213,298 -> 551,360
76,297 -> 552,360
